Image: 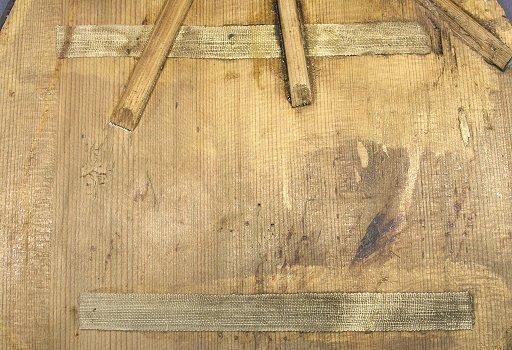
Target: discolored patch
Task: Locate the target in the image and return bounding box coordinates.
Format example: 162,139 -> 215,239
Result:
354,212 -> 403,261
225,71 -> 240,80
504,327 -> 512,350
353,145 -> 421,264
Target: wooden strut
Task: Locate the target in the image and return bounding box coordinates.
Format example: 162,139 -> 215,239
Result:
110,0 -> 193,131
107,0 -> 512,131
277,0 -> 313,108
415,0 -> 512,70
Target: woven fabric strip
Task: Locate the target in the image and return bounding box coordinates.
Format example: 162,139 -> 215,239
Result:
80,292 -> 473,332
57,22 -> 431,59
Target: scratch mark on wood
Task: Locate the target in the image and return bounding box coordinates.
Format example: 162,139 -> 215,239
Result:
458,108 -> 471,147
80,145 -> 112,196
280,159 -> 292,210
133,174 -> 157,207
357,141 -> 369,169
483,111 -> 494,131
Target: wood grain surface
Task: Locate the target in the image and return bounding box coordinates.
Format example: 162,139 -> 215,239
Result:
2,0 -> 512,349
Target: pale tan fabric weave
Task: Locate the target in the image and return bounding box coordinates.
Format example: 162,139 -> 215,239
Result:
57,22 -> 431,59
80,292 -> 473,332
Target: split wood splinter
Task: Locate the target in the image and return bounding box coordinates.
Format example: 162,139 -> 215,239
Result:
110,0 -> 193,131
415,0 -> 512,70
277,0 -> 313,108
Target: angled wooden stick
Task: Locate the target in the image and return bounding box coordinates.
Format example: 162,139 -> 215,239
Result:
110,0 -> 193,131
277,0 -> 312,107
415,0 -> 512,70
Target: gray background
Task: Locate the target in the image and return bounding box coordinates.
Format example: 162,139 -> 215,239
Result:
0,0 -> 14,28
498,0 -> 512,20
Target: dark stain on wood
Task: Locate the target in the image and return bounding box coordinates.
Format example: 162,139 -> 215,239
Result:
453,201 -> 462,218
252,59 -> 265,89
281,224 -> 321,268
59,26 -> 74,59
351,142 -> 420,264
255,260 -> 265,293
302,140 -> 415,266
504,327 -> 512,350
249,0 -> 274,24
224,71 -> 240,81
354,212 -> 403,261
415,3 -> 444,55
358,142 -> 410,200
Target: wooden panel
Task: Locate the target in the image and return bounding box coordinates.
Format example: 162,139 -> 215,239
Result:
0,0 -> 59,349
2,0 -> 512,349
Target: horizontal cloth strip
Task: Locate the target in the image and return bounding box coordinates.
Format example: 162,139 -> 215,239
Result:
57,22 -> 432,59
80,292 -> 473,332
